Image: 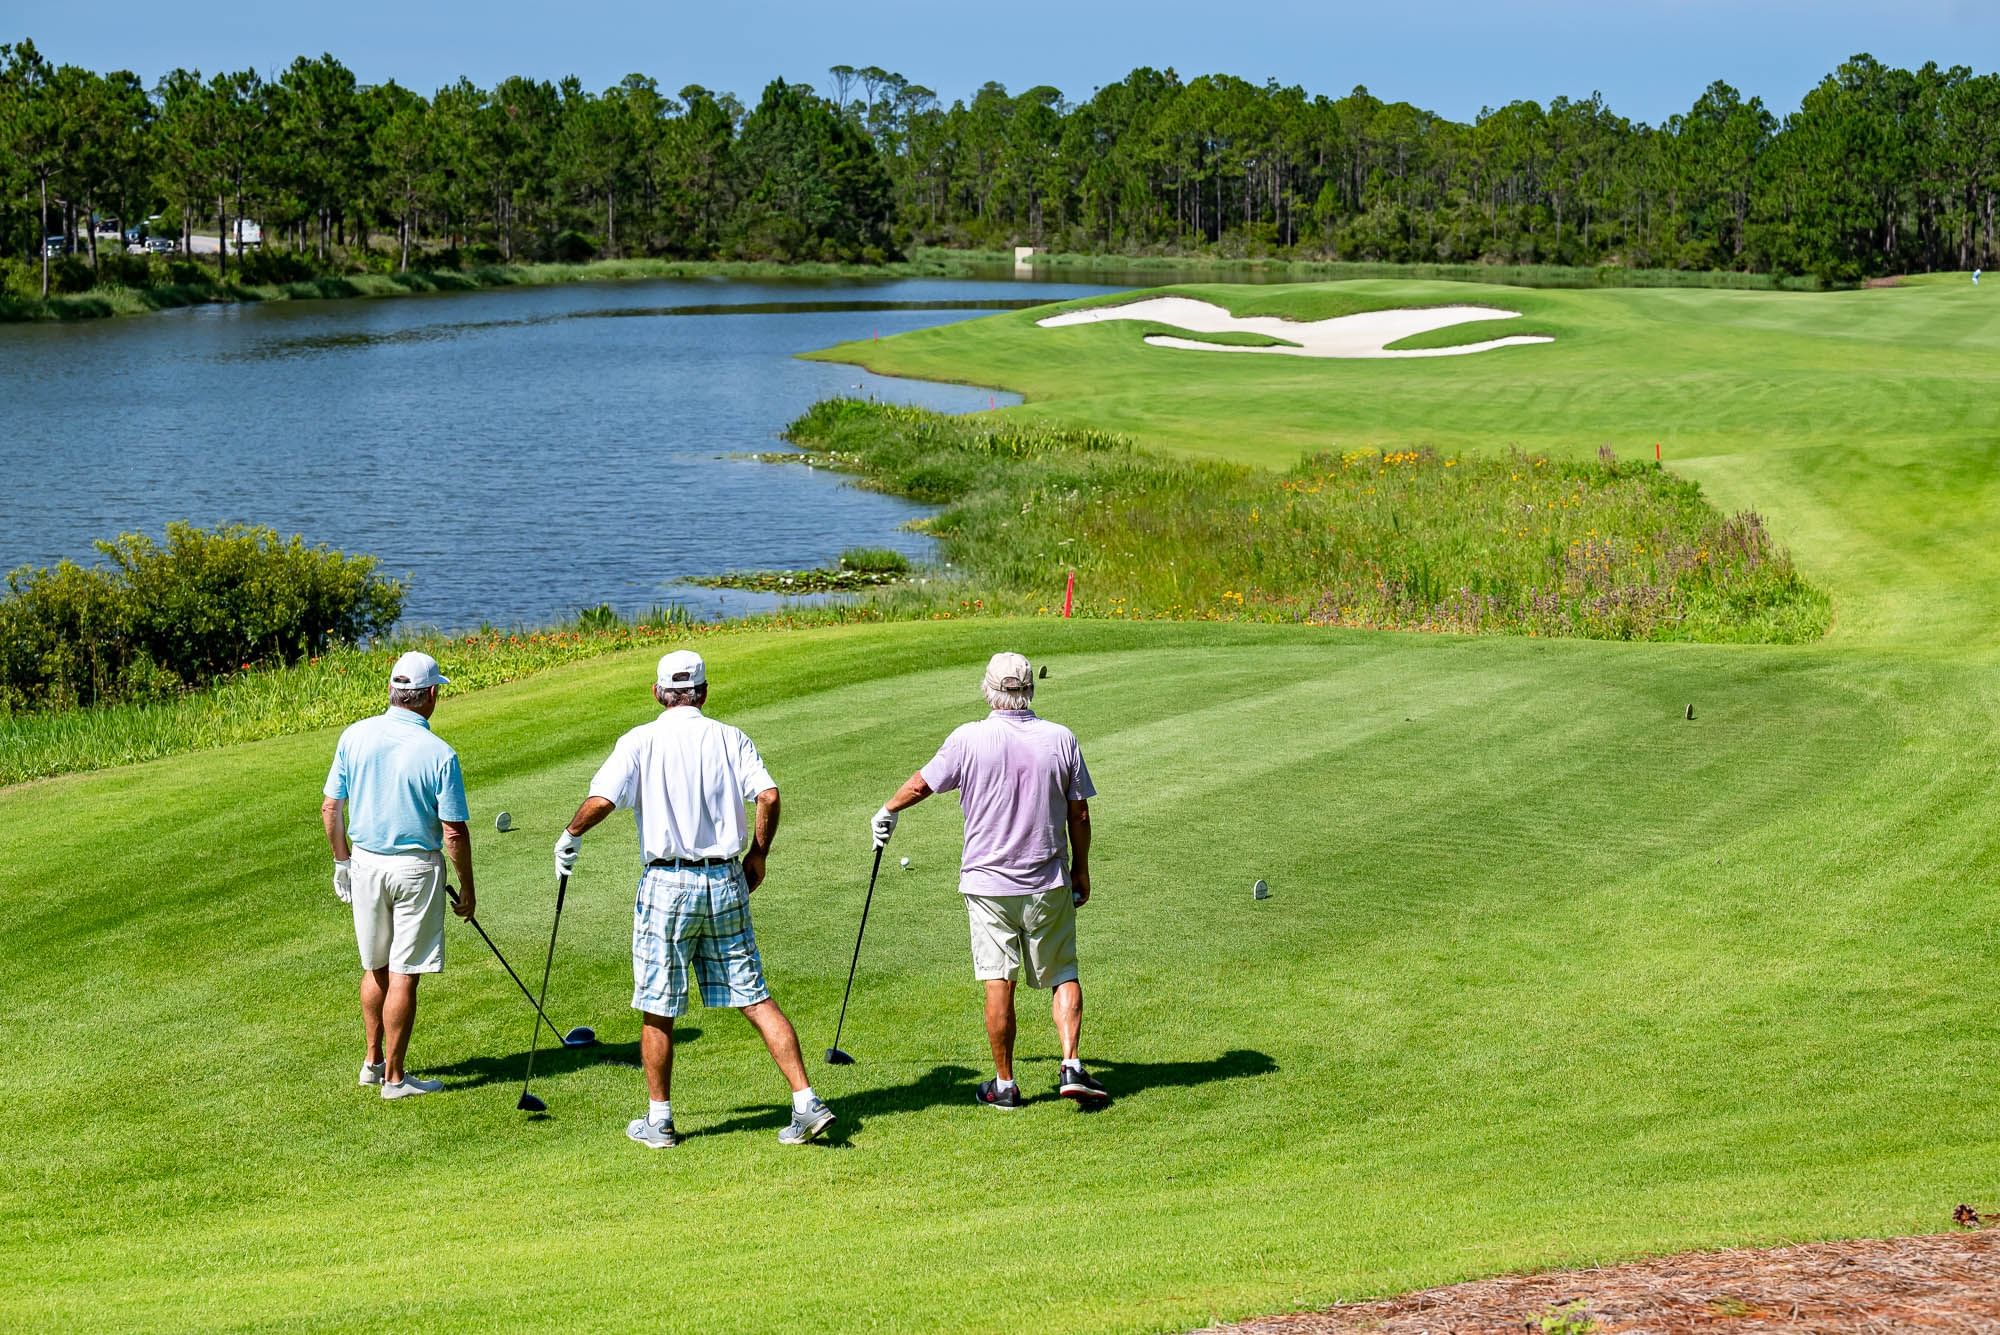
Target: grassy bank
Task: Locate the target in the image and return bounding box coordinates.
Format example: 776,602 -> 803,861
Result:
0,250 -> 1009,323
0,599 -> 996,788
784,400 -> 1828,642
1021,250 -> 1832,290
812,277 -> 2000,653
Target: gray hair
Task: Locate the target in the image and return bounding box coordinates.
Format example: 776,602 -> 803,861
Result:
983,681 -> 1034,711
389,685 -> 435,710
655,682 -> 708,710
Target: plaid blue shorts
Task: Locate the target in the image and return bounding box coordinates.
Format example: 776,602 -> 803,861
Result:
631,862 -> 770,1017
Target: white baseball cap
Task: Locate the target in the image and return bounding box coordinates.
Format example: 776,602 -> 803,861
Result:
657,650 -> 707,689
389,650 -> 449,690
982,651 -> 1034,693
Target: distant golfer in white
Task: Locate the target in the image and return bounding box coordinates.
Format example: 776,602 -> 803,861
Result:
555,650 -> 835,1149
873,651 -> 1109,1109
321,651 -> 476,1100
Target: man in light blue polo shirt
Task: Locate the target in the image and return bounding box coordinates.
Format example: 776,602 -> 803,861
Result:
321,651 -> 476,1100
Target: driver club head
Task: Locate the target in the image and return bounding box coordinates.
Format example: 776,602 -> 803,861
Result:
824,1047 -> 856,1066
562,1026 -> 598,1048
517,1091 -> 548,1113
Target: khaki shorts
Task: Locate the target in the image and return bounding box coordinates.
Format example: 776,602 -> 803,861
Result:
352,848 -> 446,974
965,889 -> 1078,989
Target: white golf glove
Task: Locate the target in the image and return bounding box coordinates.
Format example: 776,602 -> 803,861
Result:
554,829 -> 582,877
871,806 -> 898,849
332,859 -> 352,904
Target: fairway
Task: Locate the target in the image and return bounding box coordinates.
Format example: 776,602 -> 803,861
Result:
8,278 -> 2000,1331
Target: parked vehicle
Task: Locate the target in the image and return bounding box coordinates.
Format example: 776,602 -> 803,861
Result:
43,236 -> 66,257
143,236 -> 176,255
123,225 -> 144,244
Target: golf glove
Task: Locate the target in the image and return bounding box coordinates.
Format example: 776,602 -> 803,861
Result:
871,806 -> 898,849
554,829 -> 582,877
332,859 -> 352,904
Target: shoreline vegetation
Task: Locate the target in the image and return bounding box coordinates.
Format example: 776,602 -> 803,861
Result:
0,247 -> 1860,324
781,400 -> 1829,643
3,393 -> 1829,786
0,249 -> 1003,322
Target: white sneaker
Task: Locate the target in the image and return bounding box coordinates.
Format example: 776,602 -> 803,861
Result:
359,1061 -> 386,1087
381,1076 -> 444,1100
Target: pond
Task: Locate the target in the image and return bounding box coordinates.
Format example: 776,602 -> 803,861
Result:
0,274 -> 1127,629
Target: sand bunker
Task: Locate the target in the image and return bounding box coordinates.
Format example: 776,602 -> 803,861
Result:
1035,296 -> 1553,359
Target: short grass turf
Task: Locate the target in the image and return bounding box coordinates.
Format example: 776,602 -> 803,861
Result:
8,276 -> 2000,1331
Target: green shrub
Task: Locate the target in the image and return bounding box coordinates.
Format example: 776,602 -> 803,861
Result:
232,247 -> 318,285
0,523 -> 405,713
49,256 -> 96,294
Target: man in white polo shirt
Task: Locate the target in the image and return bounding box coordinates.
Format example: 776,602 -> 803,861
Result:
321,651 -> 477,1100
554,649 -> 835,1149
871,650 -> 1109,1110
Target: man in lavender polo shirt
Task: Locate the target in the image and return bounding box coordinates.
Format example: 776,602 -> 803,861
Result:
871,651 -> 1109,1109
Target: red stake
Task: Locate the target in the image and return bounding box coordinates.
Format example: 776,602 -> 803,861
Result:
1656,441 -> 1661,461
1062,571 -> 1076,618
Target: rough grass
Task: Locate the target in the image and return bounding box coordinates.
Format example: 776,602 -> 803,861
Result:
784,400 -> 1827,642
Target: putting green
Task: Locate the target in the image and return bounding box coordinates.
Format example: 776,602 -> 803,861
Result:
8,278 -> 2000,1331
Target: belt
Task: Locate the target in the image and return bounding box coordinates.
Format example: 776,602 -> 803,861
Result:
646,856 -> 737,869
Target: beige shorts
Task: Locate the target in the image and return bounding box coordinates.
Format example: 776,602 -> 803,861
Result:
965,889 -> 1078,989
352,848 -> 446,974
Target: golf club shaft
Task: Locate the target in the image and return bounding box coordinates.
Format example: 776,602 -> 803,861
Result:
445,886 -> 577,1045
518,872 -> 568,1108
830,846 -> 885,1055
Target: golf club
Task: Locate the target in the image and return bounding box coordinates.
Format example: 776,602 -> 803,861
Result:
517,872 -> 570,1113
825,845 -> 885,1065
445,886 -> 596,1048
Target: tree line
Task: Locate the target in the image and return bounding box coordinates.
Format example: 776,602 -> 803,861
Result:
4,39 -> 1997,299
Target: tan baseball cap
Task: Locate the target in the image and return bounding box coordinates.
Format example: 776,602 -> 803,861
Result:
657,650 -> 706,688
982,651 -> 1033,693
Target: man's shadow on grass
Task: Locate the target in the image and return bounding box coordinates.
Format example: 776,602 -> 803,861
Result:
694,1047 -> 1277,1143
427,1028 -> 700,1091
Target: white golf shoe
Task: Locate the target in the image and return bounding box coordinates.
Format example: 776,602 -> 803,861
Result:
359,1060 -> 386,1087
381,1076 -> 444,1100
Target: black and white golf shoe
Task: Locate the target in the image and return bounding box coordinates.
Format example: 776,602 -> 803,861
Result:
976,1078 -> 1024,1110
1057,1064 -> 1109,1105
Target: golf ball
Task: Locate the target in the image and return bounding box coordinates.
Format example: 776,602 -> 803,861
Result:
899,856 -> 911,868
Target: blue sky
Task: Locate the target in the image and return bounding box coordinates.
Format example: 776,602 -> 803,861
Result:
12,0 -> 1999,124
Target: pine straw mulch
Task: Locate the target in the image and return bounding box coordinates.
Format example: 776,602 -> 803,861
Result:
1216,1227 -> 2000,1333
